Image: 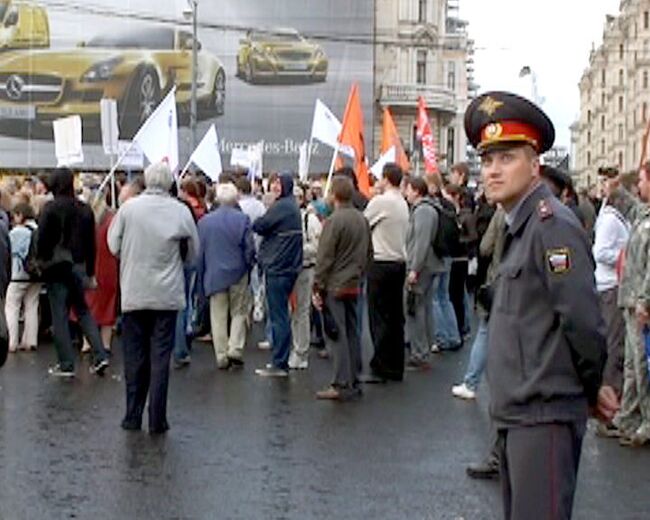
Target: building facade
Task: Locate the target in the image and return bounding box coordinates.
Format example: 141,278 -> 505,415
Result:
574,0 -> 650,188
374,0 -> 474,172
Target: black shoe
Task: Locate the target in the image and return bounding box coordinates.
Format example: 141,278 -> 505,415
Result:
149,422 -> 170,435
121,420 -> 141,432
359,373 -> 387,384
466,459 -> 500,480
173,355 -> 191,369
228,357 -> 244,369
90,358 -> 109,376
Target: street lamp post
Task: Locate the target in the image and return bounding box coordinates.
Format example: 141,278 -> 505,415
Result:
190,0 -> 198,153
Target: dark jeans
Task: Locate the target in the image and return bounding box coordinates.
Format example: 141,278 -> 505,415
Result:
46,264 -> 107,371
266,273 -> 298,370
367,260 -> 406,380
598,288 -> 625,394
121,310 -> 176,432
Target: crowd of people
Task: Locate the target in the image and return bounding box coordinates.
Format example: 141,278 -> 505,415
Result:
0,89 -> 648,518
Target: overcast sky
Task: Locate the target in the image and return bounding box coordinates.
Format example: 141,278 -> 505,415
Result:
459,0 -> 621,149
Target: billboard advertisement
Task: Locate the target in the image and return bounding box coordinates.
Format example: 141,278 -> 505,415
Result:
0,0 -> 374,172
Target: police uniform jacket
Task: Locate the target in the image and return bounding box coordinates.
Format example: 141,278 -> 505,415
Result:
487,183 -> 607,429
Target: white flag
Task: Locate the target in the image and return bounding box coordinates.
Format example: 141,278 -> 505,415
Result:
190,124 -> 222,182
248,141 -> 264,180
298,141 -> 309,181
310,99 -> 341,149
53,115 -> 84,167
231,147 -> 251,169
133,87 -> 179,171
370,146 -> 396,179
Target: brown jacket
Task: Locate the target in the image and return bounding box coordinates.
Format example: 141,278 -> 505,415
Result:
314,203 -> 373,296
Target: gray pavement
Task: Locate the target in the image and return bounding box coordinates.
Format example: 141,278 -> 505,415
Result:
0,325 -> 648,519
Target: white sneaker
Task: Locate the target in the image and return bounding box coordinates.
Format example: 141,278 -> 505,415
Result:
289,359 -> 308,370
452,383 -> 476,400
258,341 -> 271,350
430,343 -> 442,354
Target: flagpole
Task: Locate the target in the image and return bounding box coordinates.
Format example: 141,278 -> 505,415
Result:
305,136 -> 314,178
324,141 -> 341,197
178,158 -> 193,180
95,140 -> 136,202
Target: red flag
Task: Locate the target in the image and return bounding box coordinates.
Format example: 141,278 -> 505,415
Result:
381,108 -> 410,172
416,96 -> 439,174
338,83 -> 370,197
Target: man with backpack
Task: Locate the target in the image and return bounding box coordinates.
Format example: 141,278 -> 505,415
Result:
427,175 -> 463,352
37,168 -> 109,377
404,177 -> 443,371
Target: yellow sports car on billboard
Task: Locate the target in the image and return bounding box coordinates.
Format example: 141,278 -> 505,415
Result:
0,26 -> 225,138
236,28 -> 328,84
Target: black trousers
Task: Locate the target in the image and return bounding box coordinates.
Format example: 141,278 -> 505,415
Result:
598,288 -> 625,394
367,260 -> 406,380
122,310 -> 176,432
449,259 -> 468,336
498,422 -> 585,520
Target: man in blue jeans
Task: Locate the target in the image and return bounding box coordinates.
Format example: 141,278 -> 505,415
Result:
253,173 -> 303,377
431,257 -> 462,351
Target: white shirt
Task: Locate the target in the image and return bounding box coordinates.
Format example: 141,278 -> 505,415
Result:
364,188 -> 409,262
593,204 -> 629,292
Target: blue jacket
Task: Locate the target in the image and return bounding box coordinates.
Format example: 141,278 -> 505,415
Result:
252,175 -> 303,276
196,206 -> 255,297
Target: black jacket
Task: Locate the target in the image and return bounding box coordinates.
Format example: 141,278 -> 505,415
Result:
37,170 -> 96,277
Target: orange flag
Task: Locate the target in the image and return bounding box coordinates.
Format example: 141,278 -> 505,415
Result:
381,107 -> 410,172
338,83 -> 371,197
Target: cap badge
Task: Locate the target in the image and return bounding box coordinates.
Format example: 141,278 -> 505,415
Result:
485,123 -> 503,139
479,96 -> 504,116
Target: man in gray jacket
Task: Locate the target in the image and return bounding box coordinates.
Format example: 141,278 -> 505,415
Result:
108,161 -> 199,435
403,177 -> 442,370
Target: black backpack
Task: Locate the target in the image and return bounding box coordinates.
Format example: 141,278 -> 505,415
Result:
422,198 -> 460,258
22,223 -> 41,280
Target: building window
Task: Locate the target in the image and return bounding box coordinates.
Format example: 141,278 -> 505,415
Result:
644,70 -> 648,88
587,131 -> 591,144
601,139 -> 605,155
619,69 -> 624,86
618,124 -> 624,140
619,96 -> 624,112
620,44 -> 624,60
601,115 -> 605,130
416,49 -> 427,85
447,127 -> 455,165
619,151 -> 623,167
601,69 -> 606,86
418,0 -> 427,23
447,62 -> 456,91
644,11 -> 649,29
587,151 -> 592,166
644,102 -> 648,122
587,110 -> 592,123
602,93 -> 606,106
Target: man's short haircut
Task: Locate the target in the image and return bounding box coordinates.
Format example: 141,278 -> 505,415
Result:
406,177 -> 429,197
451,162 -> 470,180
144,162 -> 173,191
216,182 -> 239,205
236,176 -> 252,195
331,175 -> 354,203
382,163 -> 403,187
334,166 -> 359,189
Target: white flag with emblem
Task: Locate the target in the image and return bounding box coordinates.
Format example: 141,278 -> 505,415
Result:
310,99 -> 342,149
370,146 -> 396,179
132,86 -> 179,171
189,124 -> 222,182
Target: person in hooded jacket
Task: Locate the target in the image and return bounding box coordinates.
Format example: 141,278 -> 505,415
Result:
37,168 -> 109,377
253,173 -> 303,377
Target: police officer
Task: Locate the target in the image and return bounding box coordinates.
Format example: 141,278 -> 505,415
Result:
464,91 -> 619,519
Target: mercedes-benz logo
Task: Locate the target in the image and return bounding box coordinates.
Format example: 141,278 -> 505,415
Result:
6,74 -> 24,101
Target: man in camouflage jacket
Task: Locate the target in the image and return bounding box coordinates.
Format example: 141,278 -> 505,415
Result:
613,163 -> 650,446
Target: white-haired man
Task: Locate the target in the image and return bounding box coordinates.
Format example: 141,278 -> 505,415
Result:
108,162 -> 199,435
196,182 -> 255,369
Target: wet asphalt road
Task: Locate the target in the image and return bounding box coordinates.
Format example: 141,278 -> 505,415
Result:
0,324 -> 648,520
